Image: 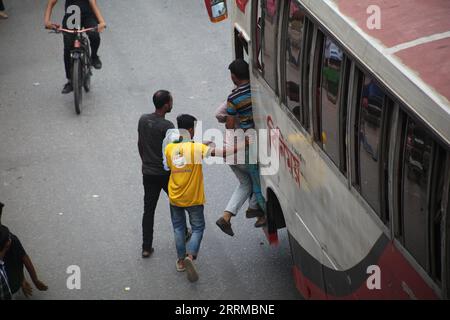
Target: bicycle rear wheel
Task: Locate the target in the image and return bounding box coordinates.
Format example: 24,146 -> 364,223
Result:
72,59 -> 83,115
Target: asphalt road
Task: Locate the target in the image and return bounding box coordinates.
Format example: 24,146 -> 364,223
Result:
0,0 -> 300,300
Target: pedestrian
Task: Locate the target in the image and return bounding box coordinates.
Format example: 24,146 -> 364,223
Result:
0,202 -> 48,299
44,0 -> 107,94
0,1 -> 8,19
164,114 -> 243,282
138,90 -> 176,258
164,114 -> 208,282
0,225 -> 12,301
216,59 -> 266,237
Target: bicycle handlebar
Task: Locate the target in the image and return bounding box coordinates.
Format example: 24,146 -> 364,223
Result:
48,26 -> 101,34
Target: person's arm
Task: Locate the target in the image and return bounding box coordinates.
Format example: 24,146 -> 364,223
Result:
225,100 -> 237,130
208,139 -> 246,158
44,0 -> 59,29
22,255 -> 48,291
89,0 -> 106,32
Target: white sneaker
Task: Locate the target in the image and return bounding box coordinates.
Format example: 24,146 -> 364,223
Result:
0,11 -> 8,19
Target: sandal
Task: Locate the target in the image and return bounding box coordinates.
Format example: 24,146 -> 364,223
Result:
176,259 -> 186,272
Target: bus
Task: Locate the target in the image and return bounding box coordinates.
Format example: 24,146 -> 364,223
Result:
205,0 -> 450,299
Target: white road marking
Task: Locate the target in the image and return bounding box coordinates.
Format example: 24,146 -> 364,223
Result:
385,30 -> 450,54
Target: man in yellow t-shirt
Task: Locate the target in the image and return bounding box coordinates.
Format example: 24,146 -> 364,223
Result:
164,114 -> 240,283
164,114 -> 209,283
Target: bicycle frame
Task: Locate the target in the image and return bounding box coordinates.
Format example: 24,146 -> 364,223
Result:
50,27 -> 98,114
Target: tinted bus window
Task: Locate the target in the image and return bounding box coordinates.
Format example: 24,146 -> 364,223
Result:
357,74 -> 385,216
321,38 -> 344,167
284,0 -> 305,122
402,119 -> 432,269
253,0 -> 263,71
262,0 -> 280,92
301,18 -> 314,131
400,118 -> 447,275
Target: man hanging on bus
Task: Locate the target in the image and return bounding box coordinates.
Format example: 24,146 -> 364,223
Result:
215,59 -> 266,237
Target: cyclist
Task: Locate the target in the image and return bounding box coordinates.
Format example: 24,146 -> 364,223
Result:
44,0 -> 107,94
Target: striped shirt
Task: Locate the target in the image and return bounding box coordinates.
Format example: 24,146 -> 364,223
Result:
227,82 -> 254,130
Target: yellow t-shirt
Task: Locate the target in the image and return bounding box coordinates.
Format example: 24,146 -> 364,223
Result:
164,141 -> 210,207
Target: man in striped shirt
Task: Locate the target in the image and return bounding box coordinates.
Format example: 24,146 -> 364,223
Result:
216,59 -> 266,237
226,59 -> 254,130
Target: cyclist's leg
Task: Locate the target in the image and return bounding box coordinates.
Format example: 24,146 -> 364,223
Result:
63,33 -> 75,81
83,16 -> 101,59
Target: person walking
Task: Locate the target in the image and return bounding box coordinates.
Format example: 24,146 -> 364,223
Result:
0,202 -> 48,299
138,90 -> 175,258
164,114 -> 242,282
164,114 -> 208,282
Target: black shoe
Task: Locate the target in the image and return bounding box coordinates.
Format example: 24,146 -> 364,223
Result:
61,82 -> 73,94
142,248 -> 154,258
216,217 -> 234,236
92,56 -> 102,70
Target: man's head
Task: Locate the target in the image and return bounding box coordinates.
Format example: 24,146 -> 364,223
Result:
177,114 -> 197,139
0,225 -> 11,257
153,90 -> 173,114
228,59 -> 250,86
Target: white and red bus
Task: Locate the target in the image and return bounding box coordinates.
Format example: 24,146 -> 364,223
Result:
205,0 -> 450,299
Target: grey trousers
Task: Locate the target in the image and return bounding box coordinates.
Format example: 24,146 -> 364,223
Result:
225,164 -> 258,216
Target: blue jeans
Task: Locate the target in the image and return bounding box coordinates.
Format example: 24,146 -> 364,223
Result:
170,205 -> 205,260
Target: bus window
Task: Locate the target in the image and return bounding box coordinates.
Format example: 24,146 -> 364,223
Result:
254,0 -> 280,93
253,0 -> 263,71
399,116 -> 447,277
355,74 -> 386,217
283,0 -> 305,123
301,18 -> 314,131
320,37 -> 344,168
234,28 -> 249,63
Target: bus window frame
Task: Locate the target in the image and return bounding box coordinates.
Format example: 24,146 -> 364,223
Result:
279,0 -> 308,130
234,28 -> 249,61
393,106 -> 450,287
443,155 -> 450,298
311,28 -> 324,145
379,97 -> 394,225
251,0 -> 263,74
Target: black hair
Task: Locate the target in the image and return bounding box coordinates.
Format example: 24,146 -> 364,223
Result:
153,90 -> 172,109
228,59 -> 250,80
0,225 -> 10,251
177,114 -> 197,131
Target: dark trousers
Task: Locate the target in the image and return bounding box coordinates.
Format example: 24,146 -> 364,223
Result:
142,174 -> 170,251
63,16 -> 100,80
0,1 -> 5,11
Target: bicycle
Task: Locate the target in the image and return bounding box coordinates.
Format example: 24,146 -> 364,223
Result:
50,26 -> 99,115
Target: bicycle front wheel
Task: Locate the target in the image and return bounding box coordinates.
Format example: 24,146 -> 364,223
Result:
72,59 -> 83,115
